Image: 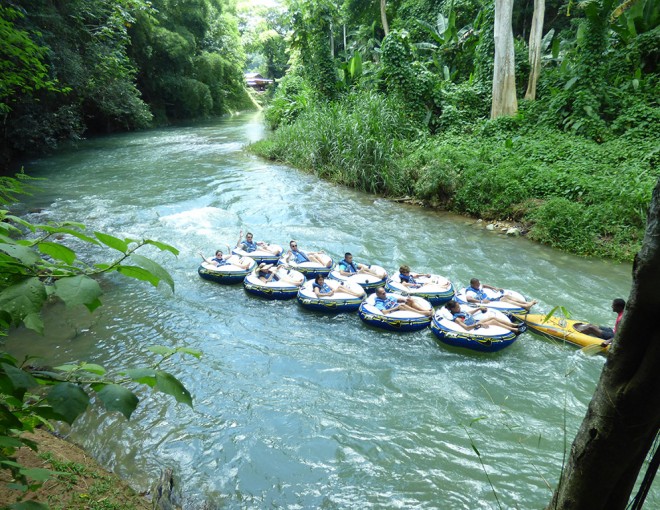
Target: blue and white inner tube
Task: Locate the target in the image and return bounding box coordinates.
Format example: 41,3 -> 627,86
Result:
243,266 -> 305,300
430,305 -> 521,352
455,287 -> 528,315
279,252 -> 333,279
232,244 -> 283,264
358,292 -> 433,332
197,255 -> 256,284
297,279 -> 365,312
385,273 -> 455,305
328,264 -> 388,293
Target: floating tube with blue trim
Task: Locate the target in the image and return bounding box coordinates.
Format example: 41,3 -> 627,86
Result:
197,255 -> 256,284
430,305 -> 525,353
297,279 -> 365,313
328,264 -> 388,294
385,273 -> 455,305
243,266 -> 305,300
358,292 -> 433,332
455,287 -> 529,315
232,243 -> 283,264
278,252 -> 333,279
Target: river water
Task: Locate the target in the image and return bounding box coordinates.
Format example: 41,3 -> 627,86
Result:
6,112 -> 654,509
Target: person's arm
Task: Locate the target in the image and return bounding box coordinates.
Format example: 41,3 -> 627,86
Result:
466,295 -> 480,304
482,283 -> 502,292
199,252 -> 213,264
236,230 -> 243,248
468,307 -> 488,316
454,317 -> 479,331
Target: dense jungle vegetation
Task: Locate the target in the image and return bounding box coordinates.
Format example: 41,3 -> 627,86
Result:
0,0 -> 255,168
250,0 -> 660,262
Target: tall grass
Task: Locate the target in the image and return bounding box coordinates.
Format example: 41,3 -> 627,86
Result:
250,92 -> 659,262
251,90 -> 419,195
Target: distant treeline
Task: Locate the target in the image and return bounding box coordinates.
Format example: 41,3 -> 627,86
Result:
0,0 -> 254,169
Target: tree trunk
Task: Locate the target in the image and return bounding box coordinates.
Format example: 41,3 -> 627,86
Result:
491,0 -> 518,118
548,177 -> 660,509
525,0 -> 545,100
380,0 -> 389,36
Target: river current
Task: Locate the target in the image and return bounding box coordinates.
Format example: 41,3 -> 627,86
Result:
6,113 -> 654,509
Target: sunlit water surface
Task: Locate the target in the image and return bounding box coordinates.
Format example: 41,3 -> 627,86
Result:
6,113 -> 654,509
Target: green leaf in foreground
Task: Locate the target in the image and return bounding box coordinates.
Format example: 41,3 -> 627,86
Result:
148,345 -> 176,356
0,277 -> 47,329
94,231 -> 128,253
46,382 -> 90,424
96,384 -> 139,420
52,274 -> 102,311
155,371 -> 193,407
130,253 -> 174,291
144,239 -> 180,256
116,265 -> 160,287
37,241 -> 76,265
124,368 -> 157,386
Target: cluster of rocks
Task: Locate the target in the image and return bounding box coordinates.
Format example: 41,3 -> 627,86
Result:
473,218 -> 525,237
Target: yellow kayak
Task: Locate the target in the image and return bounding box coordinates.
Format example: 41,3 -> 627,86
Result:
513,313 -> 611,352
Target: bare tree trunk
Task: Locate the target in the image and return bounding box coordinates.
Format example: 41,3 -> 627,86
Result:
525,0 -> 545,100
380,0 -> 389,36
548,177 -> 660,509
491,0 -> 518,118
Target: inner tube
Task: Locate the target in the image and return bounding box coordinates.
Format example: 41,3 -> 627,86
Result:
328,263 -> 388,293
431,305 -> 522,352
455,287 -> 528,315
198,255 -> 256,284
297,279 -> 365,312
278,252 -> 333,279
243,266 -> 305,300
385,273 -> 455,305
232,244 -> 283,264
358,292 -> 433,332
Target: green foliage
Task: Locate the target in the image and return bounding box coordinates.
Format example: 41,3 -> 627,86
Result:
254,89 -> 419,194
0,6 -> 61,114
287,0 -> 338,98
0,175 -> 199,504
264,74 -> 319,129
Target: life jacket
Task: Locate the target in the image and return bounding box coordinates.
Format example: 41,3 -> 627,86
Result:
212,257 -> 228,266
453,311 -> 476,326
375,296 -> 397,310
400,273 -> 419,285
242,240 -> 258,252
291,250 -> 310,264
468,286 -> 488,301
313,282 -> 331,294
340,259 -> 358,273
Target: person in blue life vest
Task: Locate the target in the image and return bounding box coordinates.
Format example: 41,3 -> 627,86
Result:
285,240 -> 331,267
444,300 -> 521,333
373,287 -> 432,316
398,265 -> 430,289
312,275 -> 363,297
256,263 -> 279,283
465,278 -> 538,311
236,230 -> 281,255
199,248 -> 251,269
337,253 -> 381,277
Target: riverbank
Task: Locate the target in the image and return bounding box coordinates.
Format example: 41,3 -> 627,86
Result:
0,430 -> 151,509
248,93 -> 659,262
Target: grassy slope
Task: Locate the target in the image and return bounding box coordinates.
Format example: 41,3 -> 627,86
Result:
250,97 -> 659,262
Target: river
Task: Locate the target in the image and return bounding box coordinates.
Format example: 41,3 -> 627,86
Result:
6,112 -> 653,509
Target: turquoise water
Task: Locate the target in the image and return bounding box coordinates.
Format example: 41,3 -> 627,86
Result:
6,112 -> 652,509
